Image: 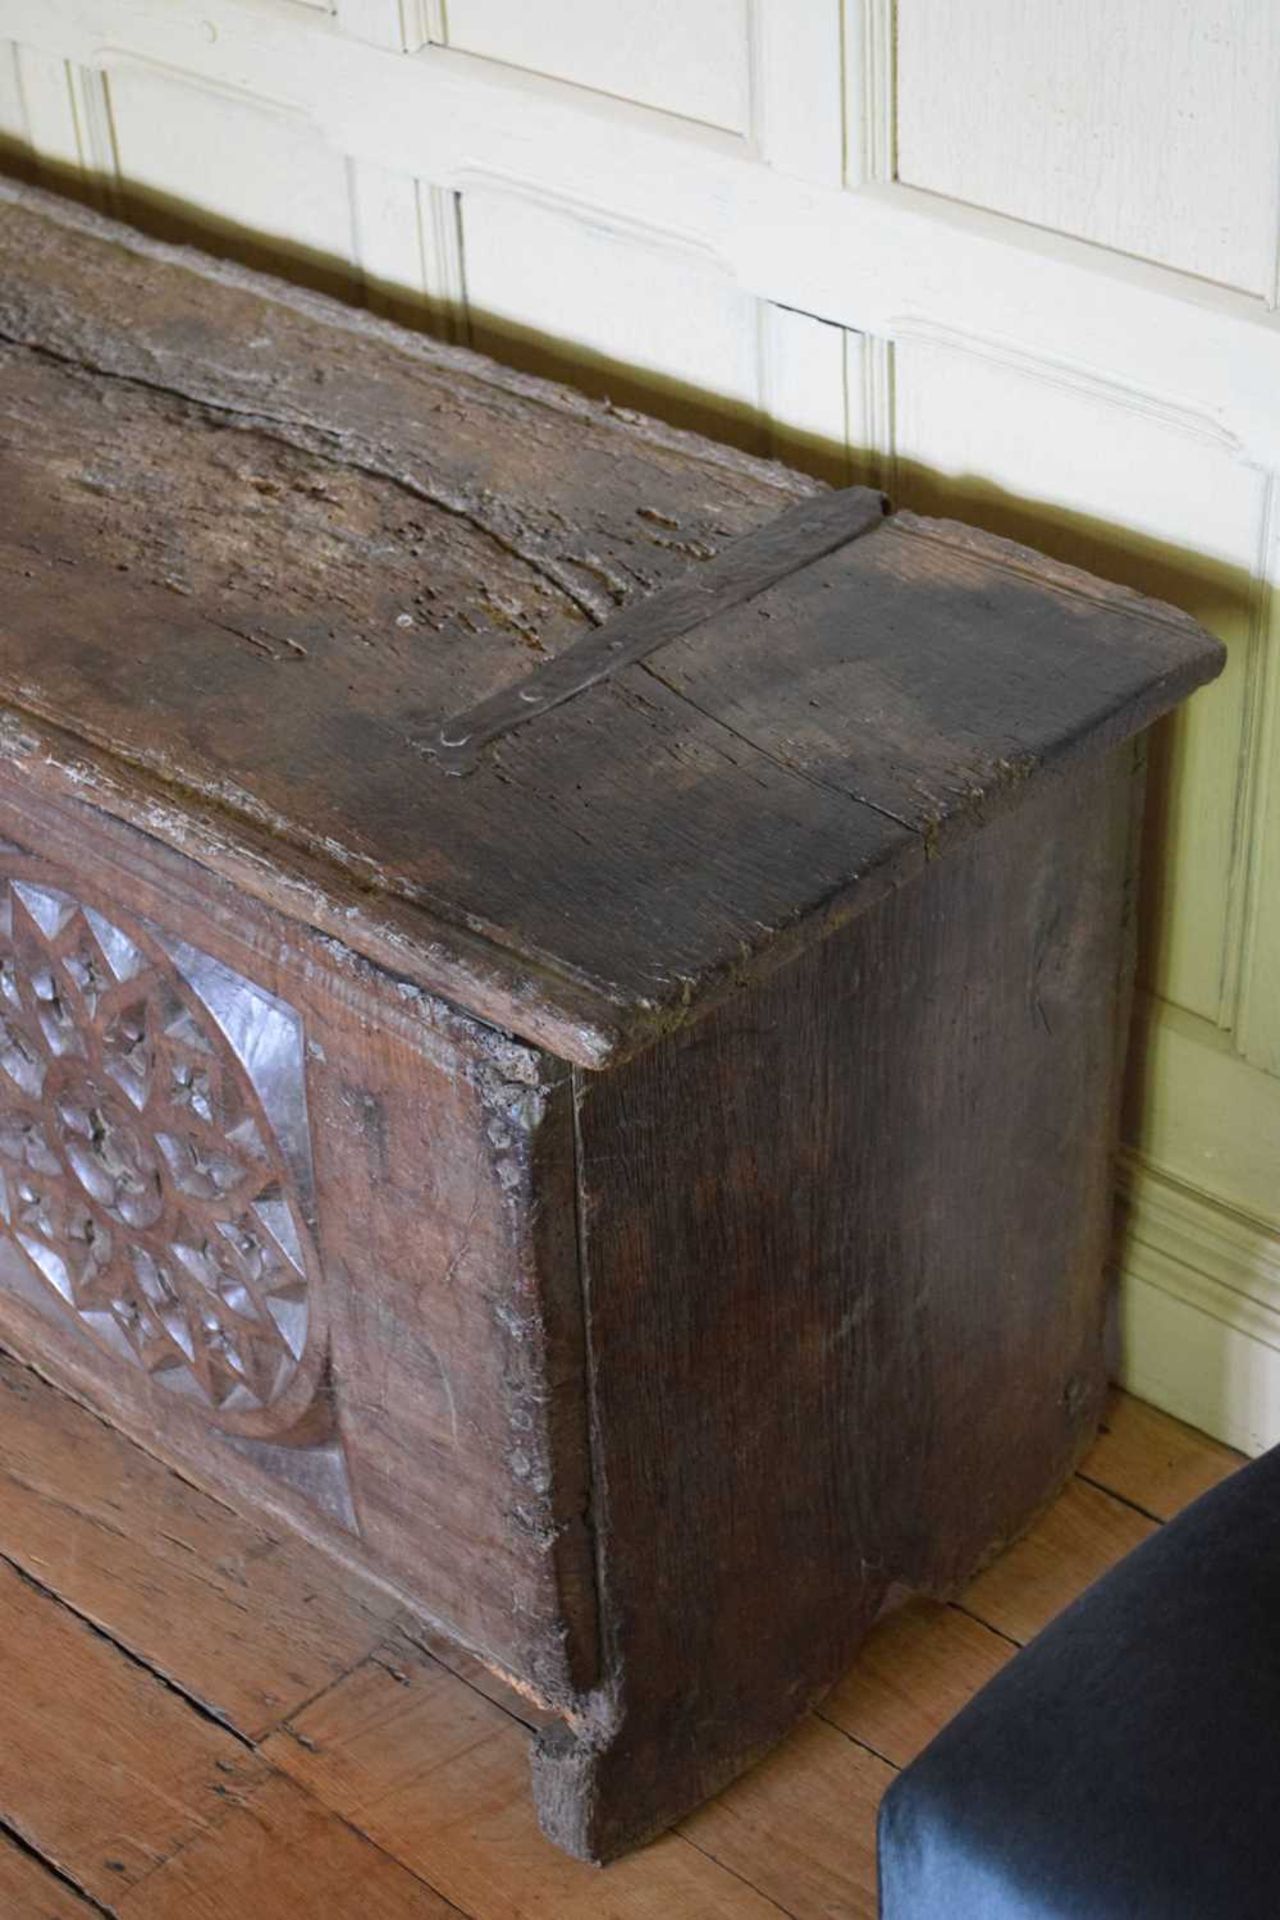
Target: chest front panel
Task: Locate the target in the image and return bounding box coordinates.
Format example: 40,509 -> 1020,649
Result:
0,771 -> 595,1705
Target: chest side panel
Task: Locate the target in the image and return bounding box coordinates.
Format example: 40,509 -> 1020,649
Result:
561,745 -> 1137,1843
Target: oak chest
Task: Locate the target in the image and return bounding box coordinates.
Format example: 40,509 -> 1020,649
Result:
0,180 -> 1222,1858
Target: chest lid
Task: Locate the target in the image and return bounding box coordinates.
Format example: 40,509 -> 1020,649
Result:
0,182 -> 1223,1066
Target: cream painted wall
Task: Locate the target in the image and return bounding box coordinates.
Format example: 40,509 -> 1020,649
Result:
1,0 -> 1278,1450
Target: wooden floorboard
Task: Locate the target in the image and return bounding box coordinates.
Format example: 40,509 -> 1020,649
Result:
820,1598 -> 1014,1769
0,1357 -> 1245,1919
1077,1386 -> 1243,1520
0,1552 -> 266,1905
0,1832 -> 102,1919
960,1475 -> 1157,1645
264,1641 -> 783,1918
0,1352 -> 401,1740
678,1716 -> 892,1920
115,1777 -> 462,1920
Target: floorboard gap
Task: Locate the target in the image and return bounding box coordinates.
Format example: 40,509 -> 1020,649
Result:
811,1705 -> 901,1771
674,1829 -> 800,1919
0,1811 -> 116,1917
949,1599 -> 1028,1647
1072,1468 -> 1167,1526
0,1546 -> 258,1750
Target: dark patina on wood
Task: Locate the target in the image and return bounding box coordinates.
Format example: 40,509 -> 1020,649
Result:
424,485 -> 888,772
0,179 -> 1223,1858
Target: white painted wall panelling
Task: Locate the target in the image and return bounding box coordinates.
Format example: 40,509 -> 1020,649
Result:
896,0 -> 1280,296
348,154 -> 421,295
105,62 -> 356,263
443,0 -> 752,133
346,156 -> 467,333
1121,1259 -> 1280,1458
1135,1005 -> 1280,1231
1119,1156 -> 1280,1455
10,44 -> 80,167
0,39 -> 24,141
332,0 -> 399,47
746,0 -> 845,182
461,186 -> 765,427
7,1 -> 1280,467
460,199 -> 854,472
758,303 -> 853,477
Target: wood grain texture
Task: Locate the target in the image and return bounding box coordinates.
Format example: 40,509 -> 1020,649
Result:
0,179 -> 811,1066
0,741 -> 1150,1861
0,1367 -> 1243,1916
962,1478 -> 1157,1644
115,1774 -> 460,1920
0,180 -> 1222,1065
678,1714 -> 892,1920
538,749 -> 1139,1856
0,1554 -> 266,1903
820,1599 -> 1014,1769
1079,1387 -> 1244,1521
0,181 -> 1231,1862
264,1641 -> 783,1919
649,509 -> 1216,832
0,1349 -> 397,1738
426,486 -> 887,771
0,787 -> 597,1710
0,1835 -> 99,1919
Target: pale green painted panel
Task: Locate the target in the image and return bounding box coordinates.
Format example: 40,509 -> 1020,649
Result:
1237,557 -> 1280,1074
1131,1002 -> 1280,1230
893,337 -> 1265,1023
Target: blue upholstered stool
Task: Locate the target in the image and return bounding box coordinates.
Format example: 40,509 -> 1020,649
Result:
878,1444 -> 1280,1917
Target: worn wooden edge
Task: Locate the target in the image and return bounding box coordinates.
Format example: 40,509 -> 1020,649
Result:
0,175 -> 815,510
0,751 -> 565,1082
0,181 -> 1226,1069
889,511 -> 1221,646
0,586 -> 1223,1074
0,708 -> 627,1066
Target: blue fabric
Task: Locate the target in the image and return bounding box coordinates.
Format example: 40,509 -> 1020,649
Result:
878,1443 -> 1280,1917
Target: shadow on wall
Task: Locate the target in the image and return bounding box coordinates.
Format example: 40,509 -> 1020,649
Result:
1,144 -> 1254,1368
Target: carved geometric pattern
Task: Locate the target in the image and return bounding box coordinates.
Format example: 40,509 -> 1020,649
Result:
0,875 -> 316,1420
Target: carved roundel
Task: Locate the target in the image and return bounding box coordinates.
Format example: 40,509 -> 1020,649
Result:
0,865 -> 322,1431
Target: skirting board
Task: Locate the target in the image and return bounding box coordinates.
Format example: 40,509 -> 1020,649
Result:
1116,1159 -> 1280,1458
